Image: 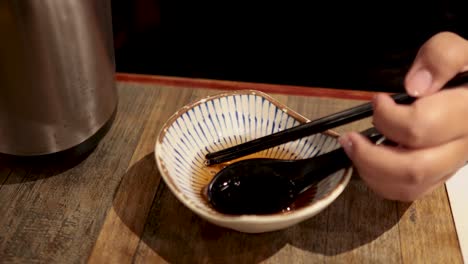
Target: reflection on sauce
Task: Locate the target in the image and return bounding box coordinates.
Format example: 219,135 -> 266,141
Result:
200,150 -> 318,215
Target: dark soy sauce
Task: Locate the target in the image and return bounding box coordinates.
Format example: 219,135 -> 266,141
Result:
200,151 -> 319,215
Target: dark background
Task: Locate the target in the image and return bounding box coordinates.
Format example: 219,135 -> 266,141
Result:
110,0 -> 468,92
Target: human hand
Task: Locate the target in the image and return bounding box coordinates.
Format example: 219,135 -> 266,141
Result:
338,31 -> 468,201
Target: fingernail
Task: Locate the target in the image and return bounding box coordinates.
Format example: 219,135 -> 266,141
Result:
407,69 -> 432,96
339,135 -> 354,155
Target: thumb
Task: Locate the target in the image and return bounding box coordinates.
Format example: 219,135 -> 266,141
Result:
338,131 -> 376,164
405,31 -> 468,97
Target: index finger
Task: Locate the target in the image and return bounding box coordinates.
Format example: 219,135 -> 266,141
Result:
372,88 -> 468,148
342,132 -> 468,189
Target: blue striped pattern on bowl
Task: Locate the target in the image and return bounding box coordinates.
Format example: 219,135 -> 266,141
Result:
155,90 -> 352,233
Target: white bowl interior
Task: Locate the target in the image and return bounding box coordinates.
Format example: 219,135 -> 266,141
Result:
156,90 -> 352,233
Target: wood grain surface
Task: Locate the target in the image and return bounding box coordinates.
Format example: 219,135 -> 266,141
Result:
0,75 -> 462,263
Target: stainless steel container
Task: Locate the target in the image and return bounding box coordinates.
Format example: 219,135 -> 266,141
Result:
0,0 -> 118,156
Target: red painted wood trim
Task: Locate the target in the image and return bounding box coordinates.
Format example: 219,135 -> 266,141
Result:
115,73 -> 385,101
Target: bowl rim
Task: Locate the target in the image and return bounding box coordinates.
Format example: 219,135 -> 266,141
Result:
154,89 -> 353,225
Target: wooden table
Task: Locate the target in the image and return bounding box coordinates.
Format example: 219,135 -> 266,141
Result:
0,73 -> 462,263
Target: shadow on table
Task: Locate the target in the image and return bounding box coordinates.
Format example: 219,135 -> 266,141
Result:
0,148 -> 94,185
115,153 -> 410,263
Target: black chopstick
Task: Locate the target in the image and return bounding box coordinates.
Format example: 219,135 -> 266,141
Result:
204,71 -> 468,165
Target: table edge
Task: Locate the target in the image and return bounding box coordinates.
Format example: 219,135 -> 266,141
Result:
115,72 -> 382,101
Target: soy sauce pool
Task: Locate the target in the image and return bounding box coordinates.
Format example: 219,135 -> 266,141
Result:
199,151 -> 319,215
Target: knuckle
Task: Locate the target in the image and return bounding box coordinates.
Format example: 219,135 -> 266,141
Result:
403,103 -> 433,146
396,188 -> 420,202
420,32 -> 467,68
377,185 -> 419,202
404,158 -> 427,186
438,47 -> 460,67
404,124 -> 424,146
425,31 -> 460,49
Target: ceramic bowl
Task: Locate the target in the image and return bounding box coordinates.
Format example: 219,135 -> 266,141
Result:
155,90 -> 352,233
